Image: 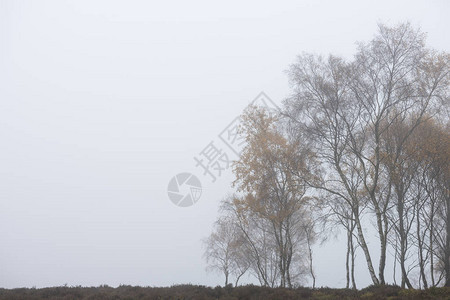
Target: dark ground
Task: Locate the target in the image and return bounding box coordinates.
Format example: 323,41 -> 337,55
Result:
1,284 -> 449,300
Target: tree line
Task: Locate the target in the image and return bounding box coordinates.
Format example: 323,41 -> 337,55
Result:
203,23 -> 449,289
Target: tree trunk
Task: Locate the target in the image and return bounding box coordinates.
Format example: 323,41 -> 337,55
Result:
346,226 -> 350,289
417,205 -> 428,289
355,212 -> 380,285
306,229 -> 315,289
444,195 -> 450,287
350,219 -> 357,290
225,271 -> 229,286
397,187 -> 413,289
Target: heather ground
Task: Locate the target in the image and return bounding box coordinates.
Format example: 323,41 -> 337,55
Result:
1,284 -> 450,300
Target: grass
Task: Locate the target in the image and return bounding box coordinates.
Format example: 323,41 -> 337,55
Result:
0,284 -> 449,299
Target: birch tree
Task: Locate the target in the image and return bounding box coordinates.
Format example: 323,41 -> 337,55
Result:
285,22 -> 449,286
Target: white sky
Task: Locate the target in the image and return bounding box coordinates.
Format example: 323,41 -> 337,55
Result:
0,0 -> 449,289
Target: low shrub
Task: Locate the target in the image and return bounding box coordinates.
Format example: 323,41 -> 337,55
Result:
0,284 -> 449,299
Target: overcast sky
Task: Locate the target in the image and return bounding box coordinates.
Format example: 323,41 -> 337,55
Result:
1,0 -> 449,289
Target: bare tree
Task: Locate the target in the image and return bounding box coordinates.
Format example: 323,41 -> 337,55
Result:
285,52 -> 381,284
205,22 -> 448,289
410,120 -> 450,286
219,194 -> 277,287
203,215 -> 248,286
285,22 -> 449,286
